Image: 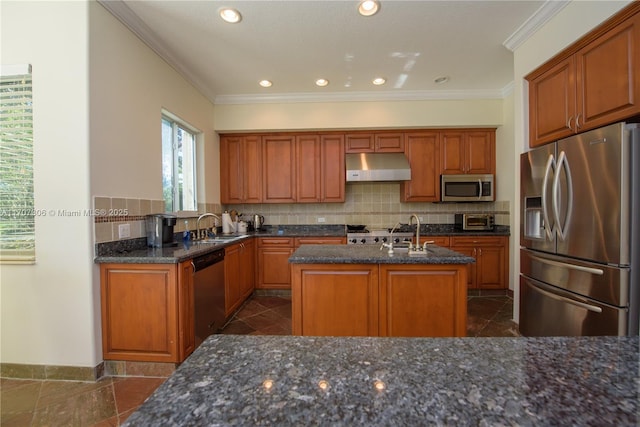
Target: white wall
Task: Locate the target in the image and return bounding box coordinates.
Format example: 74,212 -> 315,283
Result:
511,0 -> 631,322
1,1 -> 96,366
90,3 -> 218,204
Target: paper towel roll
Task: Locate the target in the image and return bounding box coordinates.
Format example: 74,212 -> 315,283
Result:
222,212 -> 235,234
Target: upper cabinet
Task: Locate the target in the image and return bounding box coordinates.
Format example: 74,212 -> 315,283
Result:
441,130 -> 495,175
220,135 -> 262,204
527,4 -> 640,147
345,131 -> 404,153
295,133 -> 345,203
400,131 -> 440,202
262,135 -> 297,203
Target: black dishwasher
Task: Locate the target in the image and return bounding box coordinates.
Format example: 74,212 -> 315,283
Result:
192,249 -> 225,348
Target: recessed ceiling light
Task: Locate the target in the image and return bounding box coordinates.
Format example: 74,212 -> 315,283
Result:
259,80 -> 272,88
372,77 -> 386,86
315,78 -> 329,87
219,7 -> 242,23
358,0 -> 380,17
434,76 -> 449,84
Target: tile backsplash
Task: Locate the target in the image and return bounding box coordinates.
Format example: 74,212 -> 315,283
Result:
94,183 -> 509,244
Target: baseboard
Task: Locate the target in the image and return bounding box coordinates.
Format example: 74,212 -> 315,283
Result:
0,362 -> 104,381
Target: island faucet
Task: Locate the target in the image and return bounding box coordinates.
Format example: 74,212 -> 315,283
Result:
381,222 -> 400,255
409,214 -> 420,250
197,213 -> 221,240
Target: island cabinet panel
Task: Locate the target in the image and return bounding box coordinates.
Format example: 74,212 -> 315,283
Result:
101,263 -> 195,363
291,264 -> 379,336
257,238 -> 295,289
379,265 -> 467,337
527,4 -> 640,147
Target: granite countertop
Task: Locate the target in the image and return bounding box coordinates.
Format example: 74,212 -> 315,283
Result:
123,334 -> 639,426
94,224 -> 508,264
289,244 -> 475,264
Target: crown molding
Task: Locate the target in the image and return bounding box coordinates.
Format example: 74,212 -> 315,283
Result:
214,88 -> 508,105
503,0 -> 570,51
97,0 -> 216,101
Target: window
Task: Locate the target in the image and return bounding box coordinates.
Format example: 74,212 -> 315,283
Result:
161,113 -> 198,212
0,65 -> 34,263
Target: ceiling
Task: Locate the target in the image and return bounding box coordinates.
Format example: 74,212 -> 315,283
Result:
100,0 -> 569,105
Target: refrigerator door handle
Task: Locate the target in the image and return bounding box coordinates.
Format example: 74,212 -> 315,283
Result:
541,154 -> 556,240
527,280 -> 603,313
552,150 -> 574,241
529,254 -> 604,275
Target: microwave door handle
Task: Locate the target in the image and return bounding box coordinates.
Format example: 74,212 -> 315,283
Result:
477,179 -> 482,200
541,154 -> 555,240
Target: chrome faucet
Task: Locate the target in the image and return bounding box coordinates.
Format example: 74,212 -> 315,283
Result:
197,213 -> 221,240
409,214 -> 420,250
381,222 -> 400,255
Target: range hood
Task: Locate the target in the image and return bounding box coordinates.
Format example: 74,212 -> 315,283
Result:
345,153 -> 411,182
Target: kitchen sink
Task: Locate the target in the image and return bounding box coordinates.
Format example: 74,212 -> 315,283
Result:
198,235 -> 250,244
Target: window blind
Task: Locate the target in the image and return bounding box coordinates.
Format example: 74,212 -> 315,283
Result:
0,65 -> 35,263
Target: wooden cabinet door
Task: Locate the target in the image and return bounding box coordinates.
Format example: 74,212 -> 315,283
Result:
295,237 -> 346,246
291,264 -> 379,336
379,265 -> 467,337
257,238 -> 294,289
321,134 -> 345,202
476,245 -> 506,289
220,135 -> 262,203
441,132 -> 465,174
466,131 -> 495,174
220,136 -> 243,203
243,135 -> 263,203
576,12 -> 640,132
345,133 -> 374,152
101,264 -> 179,362
296,134 -> 321,203
239,239 -> 256,299
262,135 -> 296,203
401,132 -> 440,202
375,132 -> 404,152
528,57 -> 577,147
418,236 -> 450,247
224,243 -> 242,317
177,260 -> 195,361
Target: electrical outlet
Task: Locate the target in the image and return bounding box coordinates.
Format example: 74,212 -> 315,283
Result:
317,217 -> 326,223
419,216 -> 424,221
118,224 -> 131,239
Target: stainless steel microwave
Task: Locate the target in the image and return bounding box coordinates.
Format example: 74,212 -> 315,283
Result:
440,174 -> 494,202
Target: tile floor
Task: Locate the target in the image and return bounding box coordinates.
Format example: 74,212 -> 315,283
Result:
1,294 -> 518,426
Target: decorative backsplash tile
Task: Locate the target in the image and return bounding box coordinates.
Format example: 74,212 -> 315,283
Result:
94,185 -> 510,245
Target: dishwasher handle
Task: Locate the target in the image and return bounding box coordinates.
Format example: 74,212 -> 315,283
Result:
192,249 -> 225,272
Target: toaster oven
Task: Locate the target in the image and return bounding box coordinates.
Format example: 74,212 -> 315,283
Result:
454,213 -> 495,231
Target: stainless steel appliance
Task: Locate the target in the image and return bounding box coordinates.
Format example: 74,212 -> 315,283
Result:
253,214 -> 265,230
346,226 -> 413,245
520,122 -> 639,336
192,249 -> 225,347
145,214 -> 177,247
454,213 -> 495,231
346,153 -> 411,182
441,174 -> 494,202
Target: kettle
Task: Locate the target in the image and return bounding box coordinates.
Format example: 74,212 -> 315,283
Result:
253,214 -> 265,230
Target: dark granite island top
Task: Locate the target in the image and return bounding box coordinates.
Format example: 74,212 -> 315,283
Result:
123,335 -> 639,426
288,243 -> 475,264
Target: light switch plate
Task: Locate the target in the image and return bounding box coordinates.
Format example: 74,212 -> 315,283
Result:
118,224 -> 131,239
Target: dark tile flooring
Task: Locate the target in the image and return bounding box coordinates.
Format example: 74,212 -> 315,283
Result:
1,294 -> 518,426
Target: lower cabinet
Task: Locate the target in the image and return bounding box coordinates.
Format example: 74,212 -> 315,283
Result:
450,236 -> 508,289
224,240 -> 255,317
291,263 -> 467,337
257,236 -> 346,289
100,261 -> 195,363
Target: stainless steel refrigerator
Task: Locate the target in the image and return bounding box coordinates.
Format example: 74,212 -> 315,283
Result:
520,122 -> 639,336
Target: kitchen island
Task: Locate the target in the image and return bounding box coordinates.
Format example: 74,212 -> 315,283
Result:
123,334 -> 639,426
289,244 -> 475,337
